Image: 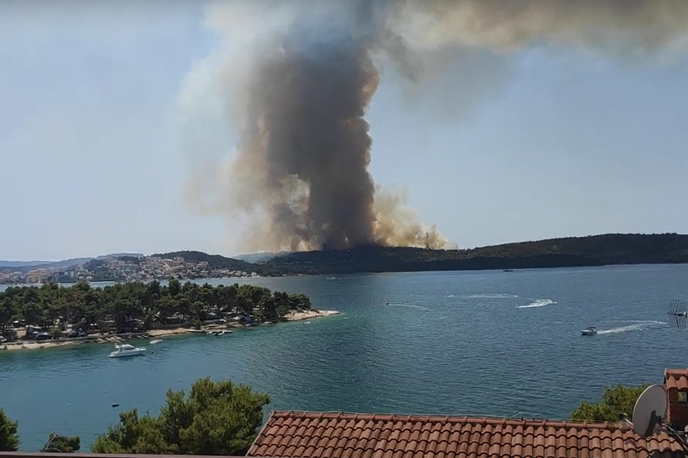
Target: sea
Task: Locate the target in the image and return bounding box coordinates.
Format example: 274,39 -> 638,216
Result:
1,264 -> 687,451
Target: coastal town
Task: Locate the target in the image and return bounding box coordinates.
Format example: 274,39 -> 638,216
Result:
0,255 -> 260,285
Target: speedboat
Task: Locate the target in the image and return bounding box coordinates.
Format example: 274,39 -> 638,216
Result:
581,327 -> 598,336
207,330 -> 231,336
109,343 -> 146,358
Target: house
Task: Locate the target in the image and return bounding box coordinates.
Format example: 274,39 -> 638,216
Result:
247,368 -> 688,458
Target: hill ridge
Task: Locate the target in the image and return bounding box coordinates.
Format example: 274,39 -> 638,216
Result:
258,232 -> 688,275
4,233 -> 687,276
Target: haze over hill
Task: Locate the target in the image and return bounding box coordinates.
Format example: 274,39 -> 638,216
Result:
233,252 -> 291,264
0,253 -> 144,272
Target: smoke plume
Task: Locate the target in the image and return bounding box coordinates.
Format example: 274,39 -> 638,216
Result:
181,0 -> 688,253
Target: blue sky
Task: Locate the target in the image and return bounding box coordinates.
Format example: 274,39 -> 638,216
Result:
1,1 -> 687,261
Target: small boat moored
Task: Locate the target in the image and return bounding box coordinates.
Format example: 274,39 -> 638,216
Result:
109,343 -> 146,358
581,327 -> 598,336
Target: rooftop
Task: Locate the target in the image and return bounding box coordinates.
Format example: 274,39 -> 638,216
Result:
0,455 -> 250,458
665,369 -> 688,391
247,411 -> 684,458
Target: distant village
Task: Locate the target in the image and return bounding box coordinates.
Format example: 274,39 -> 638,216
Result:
0,255 -> 260,285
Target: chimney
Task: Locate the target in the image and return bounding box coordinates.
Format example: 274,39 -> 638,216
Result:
664,369 -> 688,430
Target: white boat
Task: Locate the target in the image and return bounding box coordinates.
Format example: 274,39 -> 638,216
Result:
109,343 -> 146,358
207,330 -> 231,336
581,327 -> 598,336
149,339 -> 162,345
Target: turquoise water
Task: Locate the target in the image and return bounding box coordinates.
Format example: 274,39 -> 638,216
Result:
2,265 -> 688,451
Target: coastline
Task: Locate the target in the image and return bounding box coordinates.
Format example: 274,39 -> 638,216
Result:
0,309 -> 340,353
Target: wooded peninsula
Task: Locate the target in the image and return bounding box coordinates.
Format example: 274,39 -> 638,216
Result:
0,280 -> 314,341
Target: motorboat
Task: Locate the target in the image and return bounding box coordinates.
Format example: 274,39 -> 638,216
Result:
581,327 -> 598,336
207,330 -> 231,336
149,339 -> 162,345
109,343 -> 146,358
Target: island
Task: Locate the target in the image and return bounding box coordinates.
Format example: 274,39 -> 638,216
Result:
0,280 -> 338,351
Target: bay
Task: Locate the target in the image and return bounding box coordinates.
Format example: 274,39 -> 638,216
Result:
1,264 -> 687,450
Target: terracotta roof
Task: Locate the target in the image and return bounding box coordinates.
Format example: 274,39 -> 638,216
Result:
665,369 -> 688,390
248,411 -> 684,458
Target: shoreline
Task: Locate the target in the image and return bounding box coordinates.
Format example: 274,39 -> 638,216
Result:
0,309 -> 340,353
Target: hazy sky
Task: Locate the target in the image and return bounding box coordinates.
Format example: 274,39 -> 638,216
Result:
2,0 -> 688,261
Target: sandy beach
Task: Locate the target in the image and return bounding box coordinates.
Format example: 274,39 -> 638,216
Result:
282,309 -> 340,321
0,309 -> 340,353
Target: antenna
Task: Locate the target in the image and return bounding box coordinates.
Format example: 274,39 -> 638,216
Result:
625,384 -> 688,456
668,300 -> 688,329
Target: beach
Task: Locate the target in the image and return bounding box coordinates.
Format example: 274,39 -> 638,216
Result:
0,309 -> 340,352
282,309 -> 340,321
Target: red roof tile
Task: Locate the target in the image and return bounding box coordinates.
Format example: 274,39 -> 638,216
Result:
248,411 -> 684,458
665,369 -> 688,390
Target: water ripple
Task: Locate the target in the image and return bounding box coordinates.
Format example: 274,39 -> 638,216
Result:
1,265 -> 687,449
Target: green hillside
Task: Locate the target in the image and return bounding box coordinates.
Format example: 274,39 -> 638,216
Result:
260,233 -> 688,275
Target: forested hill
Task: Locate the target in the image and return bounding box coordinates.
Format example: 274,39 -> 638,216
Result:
259,233 -> 688,275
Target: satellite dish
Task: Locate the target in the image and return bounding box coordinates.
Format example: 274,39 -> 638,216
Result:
632,384 -> 667,437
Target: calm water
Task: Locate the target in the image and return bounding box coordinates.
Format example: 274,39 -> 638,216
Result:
2,265 -> 688,450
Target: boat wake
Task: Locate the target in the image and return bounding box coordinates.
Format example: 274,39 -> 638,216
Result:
516,299 -> 557,309
463,294 -> 519,299
597,321 -> 667,334
385,303 -> 431,311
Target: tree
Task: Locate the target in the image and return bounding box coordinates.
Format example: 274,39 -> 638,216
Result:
168,279 -> 181,297
570,384 -> 649,422
21,300 -> 47,328
288,293 -> 311,311
0,296 -> 16,333
259,296 -> 278,321
91,377 -> 270,455
0,408 -> 20,451
90,410 -> 170,454
41,433 -> 80,452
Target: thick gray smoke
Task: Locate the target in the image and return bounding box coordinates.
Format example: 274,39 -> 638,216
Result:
181,0 -> 688,253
